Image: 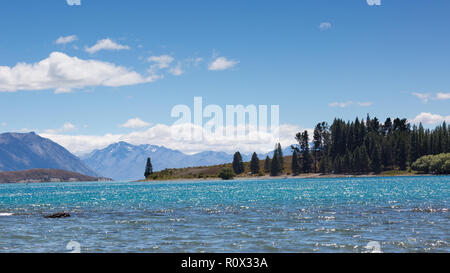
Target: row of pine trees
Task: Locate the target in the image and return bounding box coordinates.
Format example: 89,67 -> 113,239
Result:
231,116 -> 450,176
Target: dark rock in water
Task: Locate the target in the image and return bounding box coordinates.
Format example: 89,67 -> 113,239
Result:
45,212 -> 71,218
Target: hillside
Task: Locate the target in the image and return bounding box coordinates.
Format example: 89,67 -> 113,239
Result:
0,169 -> 112,184
0,132 -> 97,177
145,156 -> 295,180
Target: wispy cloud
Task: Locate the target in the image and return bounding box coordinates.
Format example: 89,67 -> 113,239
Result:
319,22 -> 332,31
169,62 -> 184,76
147,55 -> 174,69
118,118 -> 151,129
329,101 -> 373,108
55,35 -> 78,45
66,0 -> 81,6
436,92 -> 450,100
366,0 -> 381,6
85,38 -> 130,54
208,57 -> 239,71
412,92 -> 450,103
0,52 -> 155,93
410,112 -> 450,125
44,122 -> 76,134
412,92 -> 432,103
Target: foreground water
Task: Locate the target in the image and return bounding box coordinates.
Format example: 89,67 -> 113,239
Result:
0,176 -> 448,253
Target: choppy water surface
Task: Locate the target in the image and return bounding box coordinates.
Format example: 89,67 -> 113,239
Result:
0,176 -> 448,253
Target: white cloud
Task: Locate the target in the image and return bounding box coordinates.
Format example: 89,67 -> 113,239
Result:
67,0 -> 81,6
169,62 -> 184,76
119,118 -> 151,129
44,122 -> 76,134
41,123 -> 306,156
1,122 -> 6,127
147,55 -> 174,69
0,52 -> 155,93
412,92 -> 432,103
85,38 -> 130,54
436,92 -> 450,100
367,0 -> 381,6
410,112 -> 450,125
55,35 -> 78,45
208,57 -> 239,71
329,101 -> 372,108
319,22 -> 332,31
412,92 -> 450,102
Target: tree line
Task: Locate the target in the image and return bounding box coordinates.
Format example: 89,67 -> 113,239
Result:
230,115 -> 449,176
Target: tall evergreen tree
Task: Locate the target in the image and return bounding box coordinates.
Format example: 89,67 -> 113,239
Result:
264,156 -> 271,173
398,139 -> 408,170
270,152 -> 281,176
232,151 -> 245,174
291,149 -> 301,175
250,152 -> 260,174
276,143 -> 284,170
144,157 -> 153,178
370,144 -> 382,174
296,131 -> 312,173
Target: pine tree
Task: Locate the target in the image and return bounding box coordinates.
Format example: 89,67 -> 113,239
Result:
296,130 -> 312,173
333,156 -> 342,173
250,152 -> 260,174
291,149 -> 301,175
270,152 -> 281,176
264,156 -> 271,173
276,143 -> 284,170
370,144 -> 382,174
319,156 -> 328,173
144,157 -> 153,178
398,139 -> 408,170
232,152 -> 245,174
360,145 -> 371,173
313,123 -> 323,173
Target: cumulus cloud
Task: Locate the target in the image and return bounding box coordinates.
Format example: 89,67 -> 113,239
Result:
0,52 -> 155,93
41,123 -> 306,156
409,112 -> 450,125
329,101 -> 373,108
44,122 -> 76,134
119,118 -> 151,129
208,57 -> 239,71
85,38 -> 130,54
319,22 -> 332,31
55,35 -> 78,45
66,0 -> 81,6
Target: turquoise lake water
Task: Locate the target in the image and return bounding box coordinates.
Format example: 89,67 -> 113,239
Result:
0,176 -> 448,253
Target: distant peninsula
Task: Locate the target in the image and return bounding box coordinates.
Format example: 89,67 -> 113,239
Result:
0,169 -> 112,184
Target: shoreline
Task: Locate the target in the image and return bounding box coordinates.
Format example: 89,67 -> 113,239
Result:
137,173 -> 442,183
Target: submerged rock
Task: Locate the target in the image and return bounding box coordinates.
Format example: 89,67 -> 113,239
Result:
44,212 -> 71,218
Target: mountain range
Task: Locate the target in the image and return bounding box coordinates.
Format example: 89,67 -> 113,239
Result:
0,132 -> 296,182
0,132 -> 97,177
81,142 -> 296,181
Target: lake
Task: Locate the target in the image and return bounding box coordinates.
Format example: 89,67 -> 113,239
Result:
0,176 -> 448,252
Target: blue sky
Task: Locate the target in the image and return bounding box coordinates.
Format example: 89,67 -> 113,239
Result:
0,0 -> 449,154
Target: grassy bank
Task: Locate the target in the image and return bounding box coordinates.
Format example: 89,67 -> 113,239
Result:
142,156 -> 423,182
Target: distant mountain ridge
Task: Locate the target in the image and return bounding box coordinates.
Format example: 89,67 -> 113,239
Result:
0,169 -> 111,184
0,132 -> 97,177
82,141 -> 296,181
